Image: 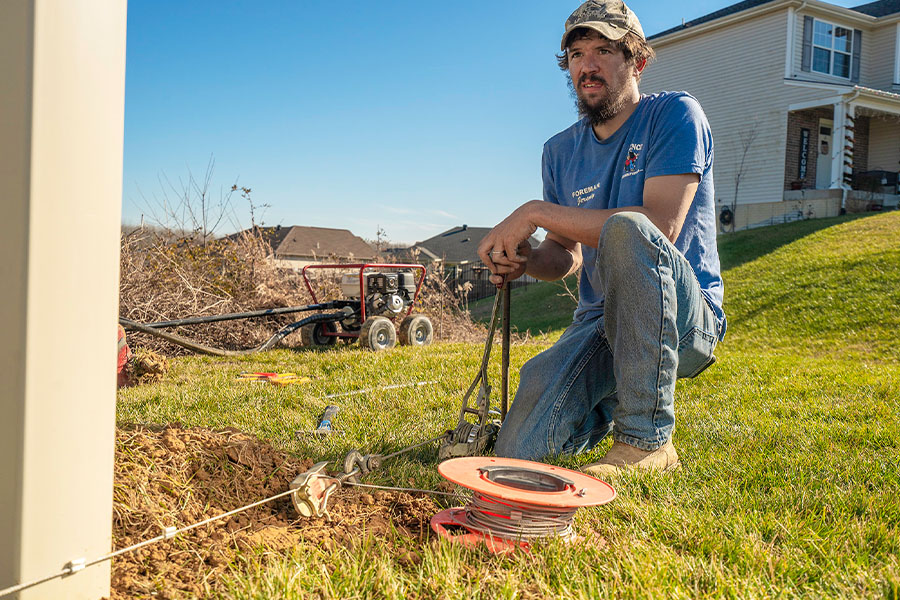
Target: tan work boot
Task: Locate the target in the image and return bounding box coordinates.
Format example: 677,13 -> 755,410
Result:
582,439 -> 680,477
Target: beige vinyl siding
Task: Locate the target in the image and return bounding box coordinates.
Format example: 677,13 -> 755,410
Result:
866,25 -> 897,91
868,118 -> 900,171
643,9 -> 846,209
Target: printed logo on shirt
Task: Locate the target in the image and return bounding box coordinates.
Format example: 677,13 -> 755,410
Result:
622,143 -> 644,179
572,181 -> 601,206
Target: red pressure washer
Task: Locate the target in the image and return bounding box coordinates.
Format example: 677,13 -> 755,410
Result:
300,263 -> 429,351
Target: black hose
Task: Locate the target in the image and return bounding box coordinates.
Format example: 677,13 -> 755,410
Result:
136,303 -> 345,329
118,312 -> 347,357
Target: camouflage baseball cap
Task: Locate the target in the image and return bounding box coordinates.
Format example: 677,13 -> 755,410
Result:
561,0 -> 645,50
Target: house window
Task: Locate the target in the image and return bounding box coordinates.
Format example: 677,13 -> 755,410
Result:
812,19 -> 852,78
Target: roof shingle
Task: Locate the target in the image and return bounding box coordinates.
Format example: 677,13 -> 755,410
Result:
239,225 -> 375,260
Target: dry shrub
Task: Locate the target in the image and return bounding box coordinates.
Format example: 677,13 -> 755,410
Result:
120,227 -> 315,354
119,228 -> 483,354
409,260 -> 487,343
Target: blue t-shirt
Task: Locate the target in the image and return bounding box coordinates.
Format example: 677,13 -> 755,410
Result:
542,91 -> 726,338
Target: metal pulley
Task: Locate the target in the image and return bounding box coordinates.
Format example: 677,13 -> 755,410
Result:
289,462 -> 340,518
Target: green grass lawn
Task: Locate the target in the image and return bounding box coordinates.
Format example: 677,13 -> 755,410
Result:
118,211 -> 900,599
469,275 -> 579,336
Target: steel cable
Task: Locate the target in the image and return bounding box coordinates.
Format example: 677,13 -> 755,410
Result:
463,493 -> 577,541
0,487 -> 299,599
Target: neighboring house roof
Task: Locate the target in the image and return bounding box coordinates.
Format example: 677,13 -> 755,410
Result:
649,0 -> 899,41
851,0 -> 900,17
251,225 -> 293,250
237,225 -> 375,260
650,0 -> 778,40
411,225 -> 539,264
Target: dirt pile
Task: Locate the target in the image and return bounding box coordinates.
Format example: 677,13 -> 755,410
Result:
112,425 -> 439,599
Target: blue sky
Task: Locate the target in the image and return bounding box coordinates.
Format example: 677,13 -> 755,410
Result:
123,0 -> 861,244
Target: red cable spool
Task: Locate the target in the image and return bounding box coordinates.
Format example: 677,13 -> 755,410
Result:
430,457 -> 616,554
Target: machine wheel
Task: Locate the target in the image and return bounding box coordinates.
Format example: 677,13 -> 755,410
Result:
359,316 -> 397,352
398,315 -> 434,347
301,321 -> 338,347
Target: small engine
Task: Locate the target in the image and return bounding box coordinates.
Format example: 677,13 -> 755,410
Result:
364,272 -> 417,316
339,271 -> 418,326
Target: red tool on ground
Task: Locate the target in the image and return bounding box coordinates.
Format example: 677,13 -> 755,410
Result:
238,372 -> 311,385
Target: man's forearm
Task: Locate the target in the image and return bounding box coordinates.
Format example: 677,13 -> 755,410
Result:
523,200 -> 639,248
525,239 -> 581,281
522,174 -> 701,247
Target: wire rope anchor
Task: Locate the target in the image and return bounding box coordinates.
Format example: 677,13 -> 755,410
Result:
289,462 -> 340,518
288,285 -> 512,517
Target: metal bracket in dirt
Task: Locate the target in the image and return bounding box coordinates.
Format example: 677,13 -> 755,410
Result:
438,282 -> 509,460
289,450 -> 383,518
289,461 -> 341,518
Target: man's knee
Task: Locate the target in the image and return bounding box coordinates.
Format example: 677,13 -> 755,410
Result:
599,212 -> 654,249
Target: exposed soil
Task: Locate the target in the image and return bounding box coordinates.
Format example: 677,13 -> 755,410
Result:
112,424 -> 439,599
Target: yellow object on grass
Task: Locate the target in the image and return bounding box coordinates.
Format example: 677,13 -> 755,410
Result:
237,372 -> 311,386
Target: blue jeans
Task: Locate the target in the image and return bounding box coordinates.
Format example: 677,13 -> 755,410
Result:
494,212 -> 720,459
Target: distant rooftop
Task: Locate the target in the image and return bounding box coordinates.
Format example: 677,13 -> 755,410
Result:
236,225 -> 375,260
851,0 -> 900,17
649,0 -> 900,40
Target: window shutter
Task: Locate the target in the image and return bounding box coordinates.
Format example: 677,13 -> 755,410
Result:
851,29 -> 862,82
801,16 -> 813,72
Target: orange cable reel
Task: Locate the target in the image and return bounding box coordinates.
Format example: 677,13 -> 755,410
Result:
431,456 -> 616,554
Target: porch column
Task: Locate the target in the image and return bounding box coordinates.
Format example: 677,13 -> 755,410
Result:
831,101 -> 851,189
0,1 -> 126,598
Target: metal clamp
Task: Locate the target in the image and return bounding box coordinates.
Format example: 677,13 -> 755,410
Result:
289,461 -> 340,518
341,450 -> 382,484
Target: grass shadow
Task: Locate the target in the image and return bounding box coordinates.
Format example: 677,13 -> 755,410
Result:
717,213 -> 870,271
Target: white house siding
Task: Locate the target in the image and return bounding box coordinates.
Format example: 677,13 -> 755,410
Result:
273,257 -> 318,271
643,8 -> 848,212
866,25 -> 897,91
868,118 -> 900,172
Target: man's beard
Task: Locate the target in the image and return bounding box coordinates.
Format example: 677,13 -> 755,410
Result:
569,74 -> 628,126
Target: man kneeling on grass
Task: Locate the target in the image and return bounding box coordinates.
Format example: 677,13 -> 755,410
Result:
478,0 -> 726,476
